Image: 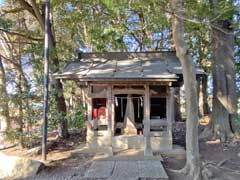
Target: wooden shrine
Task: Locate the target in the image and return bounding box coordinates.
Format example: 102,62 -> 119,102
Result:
54,51 -> 206,156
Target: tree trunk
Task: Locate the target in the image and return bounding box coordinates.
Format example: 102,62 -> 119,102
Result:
171,0 -> 201,179
211,0 -> 238,141
0,56 -> 10,131
17,73 -> 24,147
49,33 -> 68,139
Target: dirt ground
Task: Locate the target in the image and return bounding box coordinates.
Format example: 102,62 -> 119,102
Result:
1,122 -> 240,180
164,119 -> 240,180
163,139 -> 240,180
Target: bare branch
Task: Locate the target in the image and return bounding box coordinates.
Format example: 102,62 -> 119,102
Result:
162,7 -> 237,35
30,0 -> 45,31
0,54 -> 21,68
16,0 -> 37,18
0,28 -> 43,41
210,7 -> 235,23
0,7 -> 25,17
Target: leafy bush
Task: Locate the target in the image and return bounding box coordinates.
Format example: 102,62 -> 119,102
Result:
3,129 -> 40,148
67,103 -> 86,129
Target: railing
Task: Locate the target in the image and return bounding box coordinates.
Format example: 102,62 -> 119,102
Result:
143,119 -> 172,137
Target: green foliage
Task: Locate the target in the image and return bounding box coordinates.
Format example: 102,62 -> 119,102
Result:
0,0 -> 239,144
3,130 -> 40,148
67,103 -> 86,129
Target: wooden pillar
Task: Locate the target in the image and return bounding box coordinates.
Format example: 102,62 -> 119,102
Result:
86,85 -> 97,148
173,87 -> 182,121
107,85 -> 113,151
198,76 -> 209,116
87,86 -> 92,124
167,87 -> 174,145
111,85 -> 115,135
144,84 -> 153,156
169,87 -> 175,123
197,78 -> 201,117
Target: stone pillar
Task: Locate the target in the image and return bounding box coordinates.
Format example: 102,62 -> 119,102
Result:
144,85 -> 153,156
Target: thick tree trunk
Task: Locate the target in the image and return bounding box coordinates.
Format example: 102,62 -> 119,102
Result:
171,0 -> 201,179
211,0 -> 238,140
0,56 -> 10,131
55,78 -> 68,138
49,33 -> 68,139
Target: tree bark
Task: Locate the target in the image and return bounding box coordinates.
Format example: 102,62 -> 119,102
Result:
210,0 -> 238,141
0,56 -> 10,131
171,0 -> 201,179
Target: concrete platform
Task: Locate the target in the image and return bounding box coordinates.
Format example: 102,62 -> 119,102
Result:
84,160 -> 168,180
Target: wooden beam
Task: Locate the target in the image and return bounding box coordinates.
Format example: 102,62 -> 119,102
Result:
113,89 -> 145,95
54,75 -> 178,82
90,90 -> 107,98
84,81 -> 174,86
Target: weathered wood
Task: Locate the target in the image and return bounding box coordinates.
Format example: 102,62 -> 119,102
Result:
90,92 -> 107,98
111,85 -> 115,135
150,119 -> 168,126
143,85 -> 153,156
55,75 -> 178,82
93,81 -> 174,85
113,89 -> 145,95
169,87 -> 175,123
107,85 -> 113,154
166,87 -> 174,140
87,86 -> 92,121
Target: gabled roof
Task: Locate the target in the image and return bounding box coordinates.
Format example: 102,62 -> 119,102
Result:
53,51 -> 205,82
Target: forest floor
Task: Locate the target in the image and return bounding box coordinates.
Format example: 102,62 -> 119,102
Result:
1,120 -> 240,180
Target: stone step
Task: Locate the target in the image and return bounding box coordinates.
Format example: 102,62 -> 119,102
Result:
84,160 -> 168,180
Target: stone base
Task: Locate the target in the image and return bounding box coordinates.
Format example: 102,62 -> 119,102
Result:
113,135 -> 172,151
87,132 -> 172,152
